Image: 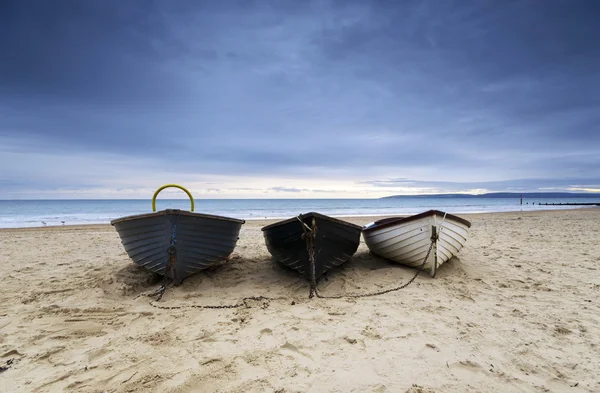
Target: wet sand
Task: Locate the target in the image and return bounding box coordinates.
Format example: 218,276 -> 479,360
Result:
1,209 -> 599,392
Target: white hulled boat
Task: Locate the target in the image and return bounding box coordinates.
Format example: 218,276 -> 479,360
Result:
362,210 -> 471,277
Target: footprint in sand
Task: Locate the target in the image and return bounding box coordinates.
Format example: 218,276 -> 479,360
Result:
371,384 -> 387,393
86,347 -> 110,362
447,359 -> 489,381
259,328 -> 279,346
405,384 -> 435,393
35,346 -> 66,364
279,342 -> 313,366
360,326 -> 382,340
200,358 -> 227,373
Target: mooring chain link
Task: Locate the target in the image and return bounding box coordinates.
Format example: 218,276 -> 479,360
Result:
298,216 -> 319,299
136,214 -> 436,309
136,214 -> 278,309
150,212 -> 184,301
313,240 -> 434,299
301,216 -> 436,299
147,295 -> 272,310
133,242 -> 177,301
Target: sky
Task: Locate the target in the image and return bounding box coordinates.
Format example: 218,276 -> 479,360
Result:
1,0 -> 599,199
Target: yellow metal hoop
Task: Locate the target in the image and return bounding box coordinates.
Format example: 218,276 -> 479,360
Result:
151,184 -> 195,212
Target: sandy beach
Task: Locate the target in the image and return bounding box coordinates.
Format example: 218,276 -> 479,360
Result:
1,208 -> 599,393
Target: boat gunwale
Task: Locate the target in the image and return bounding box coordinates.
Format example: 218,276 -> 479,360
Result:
362,209 -> 472,233
110,209 -> 245,225
261,212 -> 362,231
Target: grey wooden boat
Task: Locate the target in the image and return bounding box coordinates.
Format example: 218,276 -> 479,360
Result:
111,185 -> 244,284
262,212 -> 362,281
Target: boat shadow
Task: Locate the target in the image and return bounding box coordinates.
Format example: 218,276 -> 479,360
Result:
321,250 -> 421,283
116,251 -> 462,300
101,263 -> 163,296
320,251 -> 462,285
437,256 -> 463,277
159,254 -> 318,299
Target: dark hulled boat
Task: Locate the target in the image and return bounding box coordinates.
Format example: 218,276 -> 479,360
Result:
111,184 -> 244,284
262,212 -> 362,281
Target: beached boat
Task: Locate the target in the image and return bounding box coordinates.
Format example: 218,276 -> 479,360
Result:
111,184 -> 244,284
262,212 -> 362,281
362,210 -> 471,277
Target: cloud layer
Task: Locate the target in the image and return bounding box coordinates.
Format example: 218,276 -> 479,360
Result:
1,0 -> 599,198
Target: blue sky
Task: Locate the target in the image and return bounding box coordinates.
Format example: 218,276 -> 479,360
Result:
1,0 -> 599,199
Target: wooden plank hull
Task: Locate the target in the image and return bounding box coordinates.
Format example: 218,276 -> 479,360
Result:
111,209 -> 244,284
262,212 -> 362,281
362,210 -> 471,277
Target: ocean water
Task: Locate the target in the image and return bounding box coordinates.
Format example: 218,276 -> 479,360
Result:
0,197 -> 598,228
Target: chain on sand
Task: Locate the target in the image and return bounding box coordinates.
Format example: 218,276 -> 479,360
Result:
135,216 -> 434,309
148,295 -> 272,310
134,284 -> 274,309
302,217 -> 435,300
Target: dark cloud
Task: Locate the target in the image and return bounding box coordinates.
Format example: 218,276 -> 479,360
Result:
1,0 -> 599,196
0,1 -> 191,103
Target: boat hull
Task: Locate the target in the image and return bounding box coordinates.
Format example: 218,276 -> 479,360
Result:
111,209 -> 244,284
262,212 -> 362,281
362,210 -> 471,277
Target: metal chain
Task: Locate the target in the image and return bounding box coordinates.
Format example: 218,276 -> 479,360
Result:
312,240 -> 434,299
298,216 -> 319,299
137,213 -> 279,309
152,216 -> 179,301
141,215 -> 310,310
136,214 -> 435,309
302,217 -> 436,299
147,295 -> 272,310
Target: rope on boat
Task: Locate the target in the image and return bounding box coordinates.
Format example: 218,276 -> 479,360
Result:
301,216 -> 435,300
437,211 -> 448,237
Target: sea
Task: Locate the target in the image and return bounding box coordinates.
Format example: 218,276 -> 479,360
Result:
1,197 -> 599,228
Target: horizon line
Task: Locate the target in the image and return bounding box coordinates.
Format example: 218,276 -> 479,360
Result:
2,191 -> 600,201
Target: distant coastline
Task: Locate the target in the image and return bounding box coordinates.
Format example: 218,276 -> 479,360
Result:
382,192 -> 600,199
